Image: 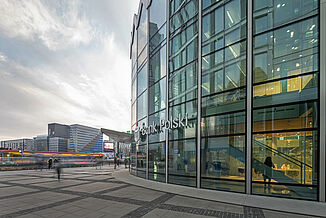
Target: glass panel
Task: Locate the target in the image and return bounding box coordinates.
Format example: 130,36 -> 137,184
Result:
253,102 -> 318,132
201,112 -> 246,137
137,144 -> 147,179
169,62 -> 197,106
168,139 -> 197,187
150,24 -> 166,53
138,5 -> 148,56
137,63 -> 148,96
252,131 -> 318,200
202,88 -> 246,117
253,17 -> 318,84
225,0 -> 246,30
201,135 -> 245,192
148,142 -> 166,182
201,1 -> 246,55
135,117 -> 148,144
149,0 -> 166,38
138,45 -> 148,67
253,73 -> 318,108
131,102 -> 137,126
149,78 -> 166,114
132,77 -> 137,103
137,91 -> 147,121
148,110 -> 166,143
170,0 -> 198,34
149,45 -> 167,86
253,0 -> 318,34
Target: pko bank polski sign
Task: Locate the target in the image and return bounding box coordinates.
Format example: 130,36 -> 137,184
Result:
135,113 -> 189,136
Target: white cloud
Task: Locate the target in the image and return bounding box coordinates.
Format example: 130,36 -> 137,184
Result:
0,0 -> 94,51
0,52 -> 7,62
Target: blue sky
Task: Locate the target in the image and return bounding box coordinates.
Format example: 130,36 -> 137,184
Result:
0,0 -> 139,140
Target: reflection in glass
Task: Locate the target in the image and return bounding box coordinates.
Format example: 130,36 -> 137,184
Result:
138,5 -> 148,56
149,78 -> 166,114
253,17 -> 318,84
137,91 -> 147,121
137,63 -> 148,96
253,102 -> 318,133
252,131 -> 318,200
202,88 -> 246,117
168,139 -> 196,187
149,45 -> 167,86
137,144 -> 147,179
253,0 -> 318,34
169,62 -> 197,106
253,73 -> 318,107
148,110 -> 166,143
149,0 -> 166,38
170,0 -> 198,34
201,112 -> 245,137
148,142 -> 166,182
201,135 -> 245,192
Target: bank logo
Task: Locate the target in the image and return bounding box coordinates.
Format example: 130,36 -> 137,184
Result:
135,113 -> 189,136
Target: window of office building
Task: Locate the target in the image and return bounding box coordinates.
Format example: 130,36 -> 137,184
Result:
137,143 -> 147,179
138,4 -> 148,57
149,45 -> 167,86
148,110 -> 166,143
253,0 -> 318,34
148,142 -> 166,182
149,78 -> 166,114
137,63 -> 148,96
201,0 -> 247,193
168,0 -> 199,187
168,139 -> 197,187
149,0 -> 166,38
252,3 -> 319,200
137,91 -> 147,122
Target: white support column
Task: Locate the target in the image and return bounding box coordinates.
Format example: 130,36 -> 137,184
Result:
165,0 -> 170,184
246,0 -> 253,194
319,0 -> 326,203
197,0 -> 202,189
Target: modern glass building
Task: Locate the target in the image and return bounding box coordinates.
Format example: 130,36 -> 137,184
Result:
130,0 -> 326,203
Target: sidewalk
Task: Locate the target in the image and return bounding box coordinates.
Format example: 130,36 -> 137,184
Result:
0,166 -> 321,218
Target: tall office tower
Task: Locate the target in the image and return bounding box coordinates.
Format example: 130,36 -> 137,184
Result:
48,123 -> 70,152
33,135 -> 48,151
69,124 -> 103,153
129,0 -> 326,204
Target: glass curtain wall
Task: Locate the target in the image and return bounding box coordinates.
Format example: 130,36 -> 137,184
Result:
136,3 -> 149,178
148,0 -> 167,182
200,0 -> 247,193
131,22 -> 138,176
252,0 -> 319,200
168,0 -> 199,187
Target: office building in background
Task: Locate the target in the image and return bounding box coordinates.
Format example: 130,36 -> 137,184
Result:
0,138 -> 33,151
33,135 -> 48,151
69,124 -> 103,153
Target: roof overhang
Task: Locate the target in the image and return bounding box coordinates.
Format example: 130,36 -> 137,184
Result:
101,128 -> 134,144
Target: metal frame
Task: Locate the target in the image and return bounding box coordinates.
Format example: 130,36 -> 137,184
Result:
165,0 -> 170,184
246,0 -> 253,194
146,2 -> 150,181
320,0 -> 326,203
196,0 -> 202,189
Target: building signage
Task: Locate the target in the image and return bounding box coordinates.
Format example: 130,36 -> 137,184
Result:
135,113 -> 189,136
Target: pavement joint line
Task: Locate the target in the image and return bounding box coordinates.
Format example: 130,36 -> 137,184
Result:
0,190 -> 44,201
120,193 -> 175,218
0,196 -> 85,218
93,184 -> 130,195
158,203 -> 245,218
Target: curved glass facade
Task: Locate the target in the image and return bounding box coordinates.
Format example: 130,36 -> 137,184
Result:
130,0 -> 324,202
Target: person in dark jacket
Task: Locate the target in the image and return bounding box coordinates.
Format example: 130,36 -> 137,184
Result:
263,156 -> 275,192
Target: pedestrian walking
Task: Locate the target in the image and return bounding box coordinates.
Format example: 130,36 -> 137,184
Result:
124,158 -> 128,169
114,156 -> 117,169
48,158 -> 52,170
54,158 -> 62,181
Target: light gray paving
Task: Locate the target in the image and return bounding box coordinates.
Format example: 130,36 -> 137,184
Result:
0,166 -> 318,218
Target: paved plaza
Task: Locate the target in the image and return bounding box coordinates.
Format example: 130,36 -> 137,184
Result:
0,166 -> 319,218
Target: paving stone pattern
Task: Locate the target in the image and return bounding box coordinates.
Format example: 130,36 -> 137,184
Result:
0,167 -> 314,218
